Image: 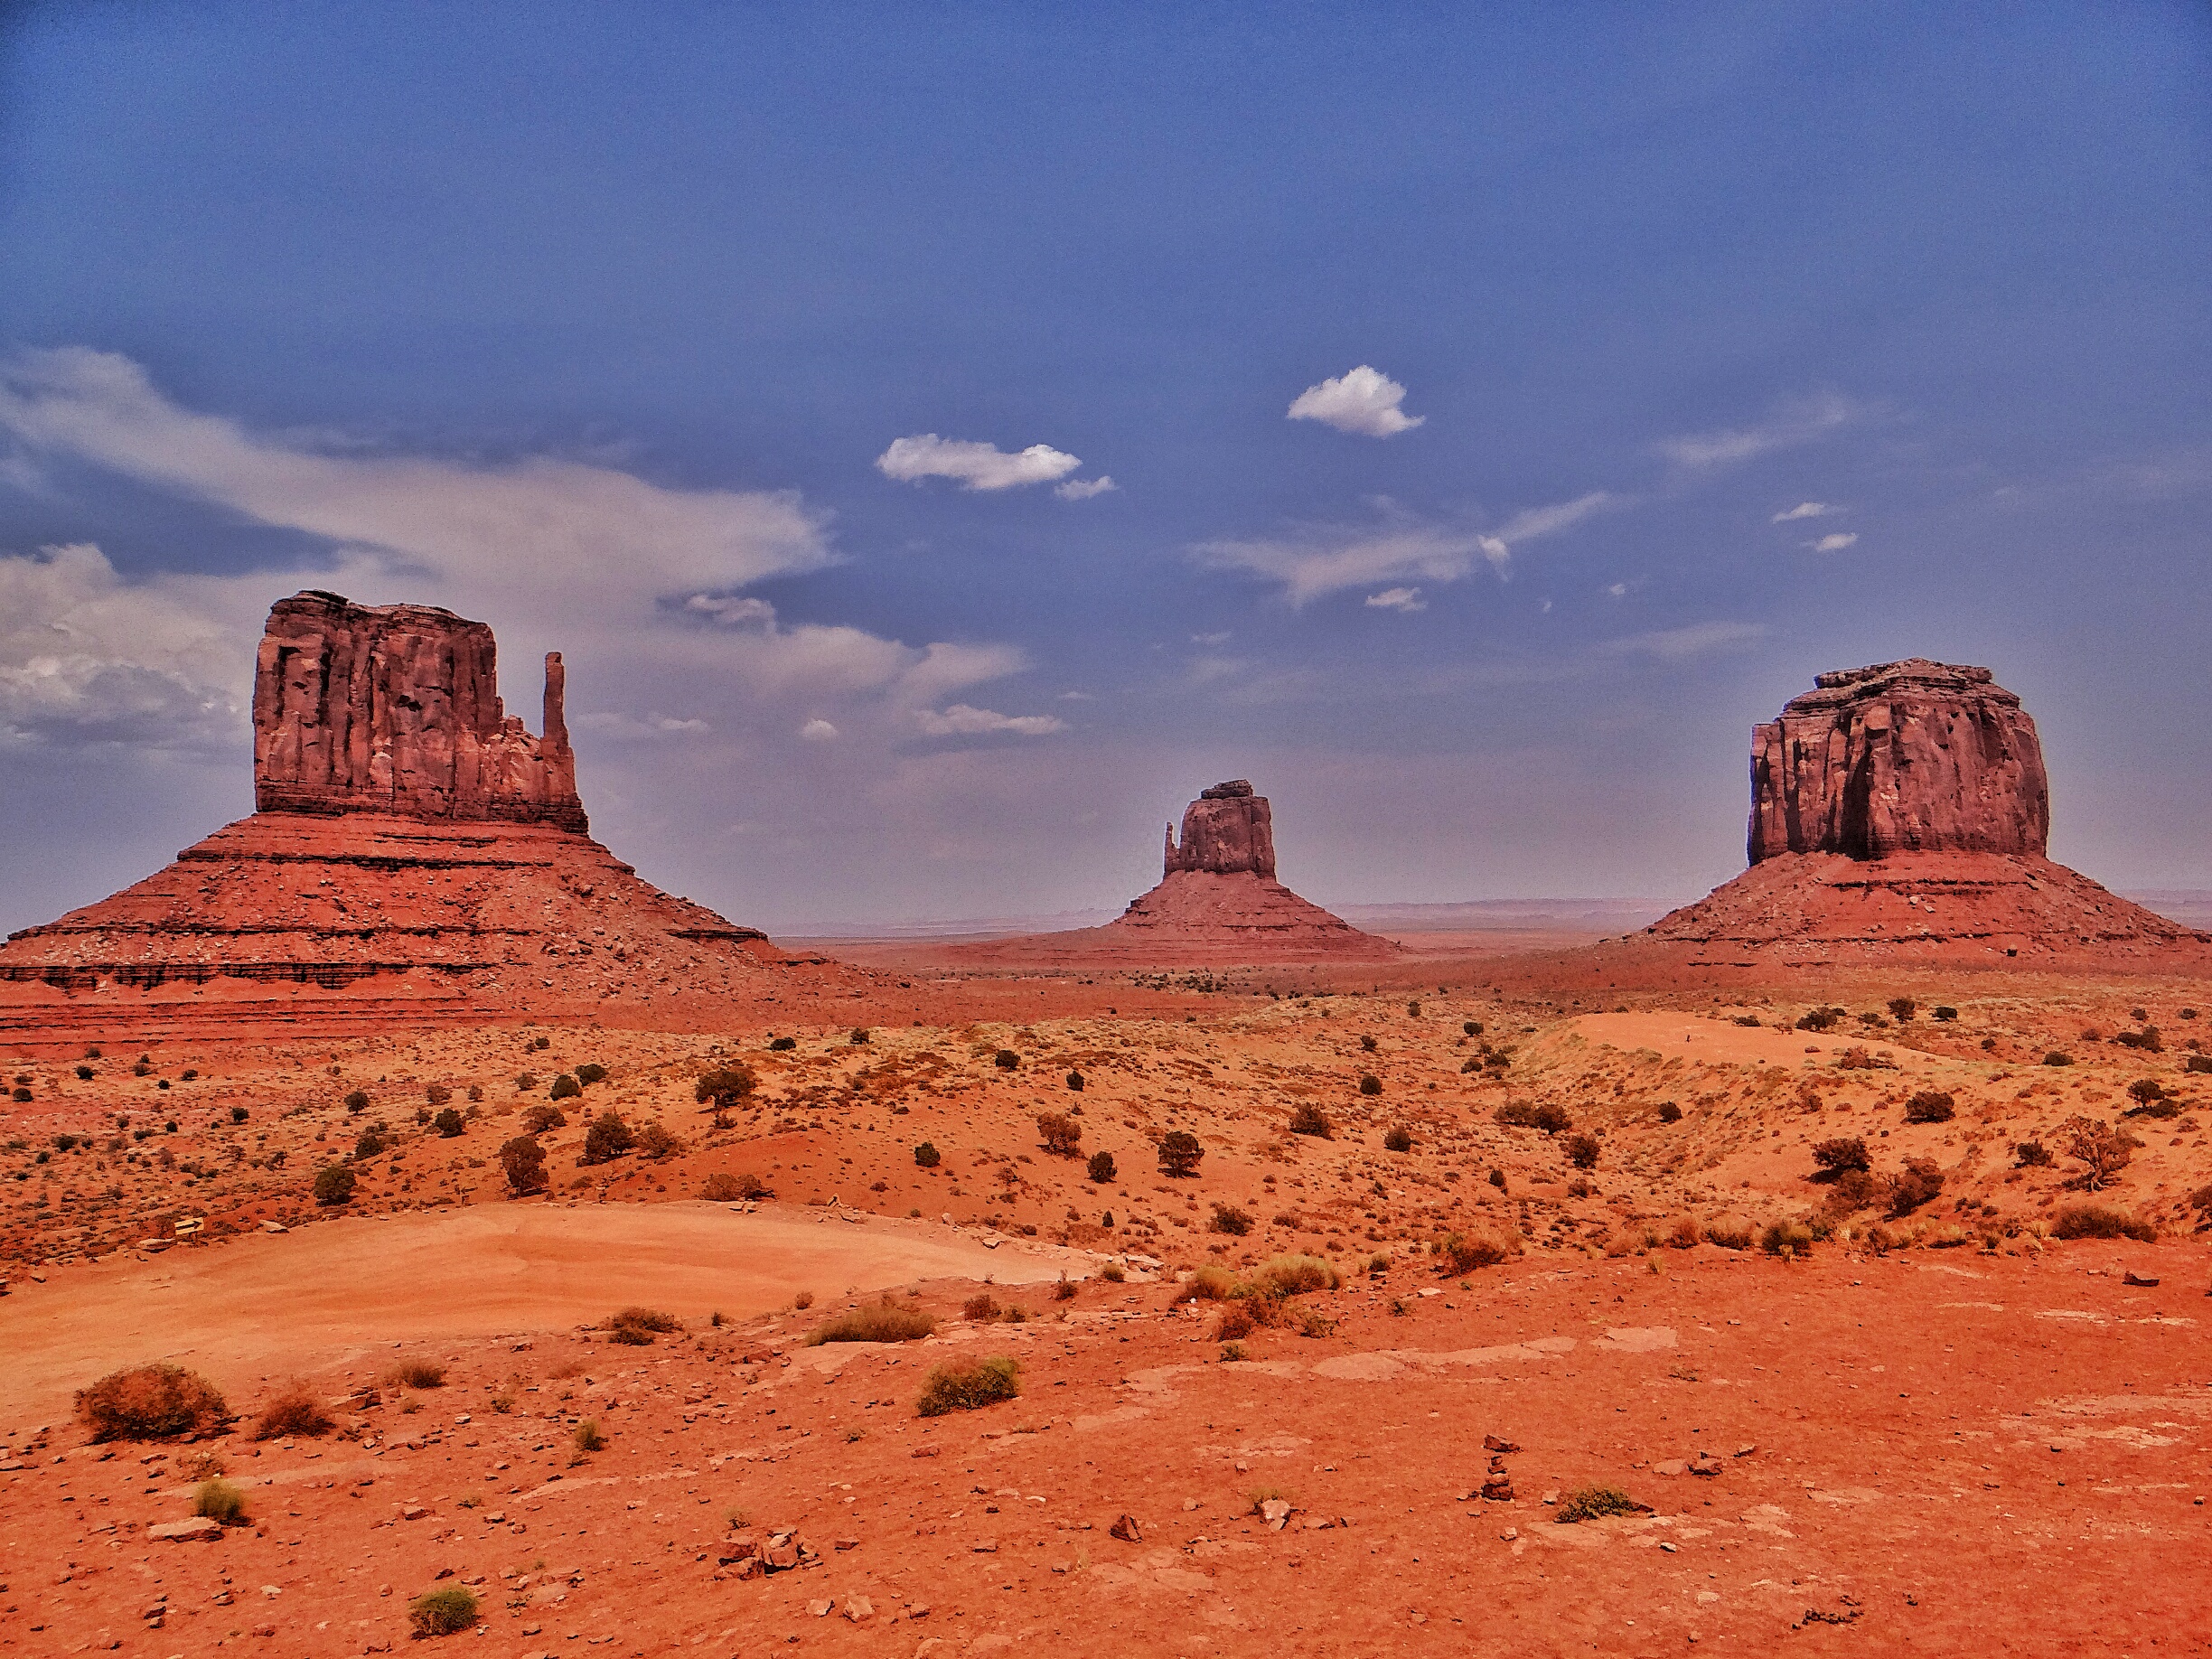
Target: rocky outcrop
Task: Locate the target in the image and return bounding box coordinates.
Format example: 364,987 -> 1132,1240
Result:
254,591 -> 586,831
1163,781 -> 1276,876
1748,660 -> 2048,864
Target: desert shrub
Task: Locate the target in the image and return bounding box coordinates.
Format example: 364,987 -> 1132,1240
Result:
520,1102 -> 567,1133
993,1049 -> 1020,1070
1086,1149 -> 1116,1183
1186,1263 -> 1238,1301
1492,1101 -> 1538,1128
1657,1101 -> 1682,1124
2042,1051 -> 2073,1067
1812,1137 -> 1870,1175
808,1300 -> 937,1345
1036,1111 -> 1082,1155
499,1136 -> 548,1195
388,1359 -> 445,1388
425,1083 -> 453,1109
1487,1167 -> 1506,1190
1555,1486 -> 1646,1523
703,1170 -> 771,1201
1098,1261 -> 1127,1284
314,1165 -> 356,1205
1463,1020 -> 1482,1036
1564,1132 -> 1600,1170
1666,1216 -> 1701,1250
1382,1125 -> 1413,1153
1439,1230 -> 1512,1272
962,1292 -> 1000,1321
2186,1184 -> 2212,1217
1731,1015 -> 1760,1027
634,1121 -> 682,1160
1532,1102 -> 1572,1135
1158,1130 -> 1204,1176
530,1034 -> 550,1050
1288,1103 -> 1332,1139
1887,998 -> 1917,1022
250,1381 -> 333,1441
1066,1069 -> 1085,1092
2126,1077 -> 2169,1105
574,1062 -> 607,1085
1357,1073 -> 1382,1096
693,1066 -> 755,1109
607,1307 -> 680,1345
579,1111 -> 633,1165
1834,1046 -> 1895,1071
2059,1115 -> 2135,1190
194,1477 -> 248,1525
1932,1005 -> 1958,1021
433,1107 -> 465,1138
343,1089 -> 370,1113
2114,1026 -> 2163,1053
1703,1217 -> 1754,1250
1250,1254 -> 1340,1295
1214,1303 -> 1257,1342
1887,1158 -> 1945,1216
76,1064 -> 94,1080
515,1072 -> 539,1092
914,1141 -> 942,1168
354,1129 -> 388,1160
1761,1219 -> 1814,1258
792,1289 -> 815,1309
408,1586 -> 479,1637
571,1419 -> 605,1454
1824,1168 -> 1881,1212
230,1105 -> 249,1123
916,1355 -> 1020,1417
1795,1008 -> 1843,1032
1210,1202 -> 1254,1236
2050,1204 -> 2155,1242
2015,1139 -> 2052,1167
1360,1034 -> 1378,1052
2186,1055 -> 2212,1074
1903,1091 -> 1955,1124
77,1363 -> 229,1441
548,1074 -> 582,1101
766,1035 -> 797,1052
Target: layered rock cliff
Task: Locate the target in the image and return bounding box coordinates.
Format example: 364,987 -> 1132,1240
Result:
1163,780 -> 1276,876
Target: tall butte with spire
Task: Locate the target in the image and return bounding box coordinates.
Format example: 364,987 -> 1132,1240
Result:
1643,658 -> 2202,960
0,591 -> 846,1050
951,779 -> 1400,964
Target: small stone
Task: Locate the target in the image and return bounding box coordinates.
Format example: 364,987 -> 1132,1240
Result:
1483,1435 -> 1521,1453
808,1598 -> 835,1617
1260,1499 -> 1293,1529
1654,1460 -> 1689,1477
1110,1514 -> 1142,1542
971,1539 -> 998,1553
843,1597 -> 874,1623
146,1518 -> 222,1543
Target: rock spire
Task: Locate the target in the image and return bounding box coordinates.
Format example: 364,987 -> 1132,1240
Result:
1163,780 -> 1277,877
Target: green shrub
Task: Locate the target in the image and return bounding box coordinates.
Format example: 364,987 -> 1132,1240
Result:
520,1102 -> 567,1134
574,1062 -> 608,1085
703,1170 -> 771,1201
548,1074 -> 582,1101
1532,1102 -> 1572,1135
607,1306 -> 681,1345
2050,1204 -> 2156,1242
76,1363 -> 229,1441
314,1165 -> 356,1205
1813,1137 -> 1870,1174
354,1129 -> 387,1160
2015,1139 -> 2052,1167
962,1292 -> 1000,1320
1564,1132 -> 1600,1170
1086,1149 -> 1116,1183
1887,998 -> 1917,1022
634,1121 -> 682,1159
1249,1254 -> 1339,1295
572,1419 -> 604,1454
1065,1070 -> 1085,1092
1036,1111 -> 1082,1155
433,1107 -> 465,1137
516,1072 -> 539,1091
768,1036 -> 797,1052
1209,1202 -> 1254,1237
1903,1091 -> 1955,1124
387,1360 -> 445,1389
914,1141 -> 942,1167
250,1382 -> 333,1440
2042,1051 -> 2073,1067
1932,1005 -> 1957,1021
1357,1073 -> 1382,1096
1795,1008 -> 1843,1032
230,1105 -> 248,1123
1493,1101 -> 1538,1128
1288,1103 -> 1332,1139
499,1136 -> 548,1195
194,1477 -> 248,1525
1761,1219 -> 1814,1257
807,1300 -> 937,1345
343,1089 -> 370,1113
579,1111 -> 633,1165
1887,1158 -> 1945,1216
1439,1230 -> 1512,1272
1555,1486 -> 1648,1523
1382,1126 -> 1413,1153
1158,1130 -> 1204,1176
408,1586 -> 479,1636
993,1049 -> 1020,1070
1463,1020 -> 1482,1036
693,1066 -> 755,1108
916,1355 -> 1021,1416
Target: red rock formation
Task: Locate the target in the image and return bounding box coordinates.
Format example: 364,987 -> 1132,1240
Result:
1748,660 -> 2048,864
1644,659 -> 2201,961
0,591 -> 858,1048
254,591 -> 586,831
948,781 -> 1399,965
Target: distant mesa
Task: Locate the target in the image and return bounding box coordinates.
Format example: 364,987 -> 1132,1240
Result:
1646,658 -> 2200,959
948,780 -> 1400,965
0,591 -> 846,1050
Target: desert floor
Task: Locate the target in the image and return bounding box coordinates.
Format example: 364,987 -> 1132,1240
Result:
2,936 -> 2209,1655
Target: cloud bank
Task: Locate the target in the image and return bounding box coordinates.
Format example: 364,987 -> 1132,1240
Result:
876,433 -> 1088,492
1286,365 -> 1424,437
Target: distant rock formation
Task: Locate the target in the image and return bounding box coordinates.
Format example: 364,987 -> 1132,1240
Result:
1748,659 -> 2048,864
945,780 -> 1400,965
254,591 -> 586,830
0,590 -> 854,1049
1645,660 -> 2199,961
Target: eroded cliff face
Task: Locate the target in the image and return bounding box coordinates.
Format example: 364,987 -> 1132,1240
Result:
1748,660 -> 2048,864
252,591 -> 586,831
1164,781 -> 1277,877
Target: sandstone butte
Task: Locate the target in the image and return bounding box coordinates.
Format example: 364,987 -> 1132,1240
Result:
0,591 -> 855,1052
947,780 -> 1401,965
1644,657 -> 2206,961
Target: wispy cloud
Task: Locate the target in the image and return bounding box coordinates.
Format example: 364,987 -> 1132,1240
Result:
876,433 -> 1084,492
1771,501 -> 1835,522
1656,393 -> 1863,470
1287,365 -> 1425,437
1598,620 -> 1768,661
1364,586 -> 1425,613
1194,493 -> 1611,605
914,703 -> 1068,737
1806,531 -> 1859,552
800,717 -> 839,742
1053,474 -> 1117,501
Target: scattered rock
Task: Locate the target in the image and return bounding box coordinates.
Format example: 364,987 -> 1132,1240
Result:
145,1518 -> 222,1543
1110,1514 -> 1142,1542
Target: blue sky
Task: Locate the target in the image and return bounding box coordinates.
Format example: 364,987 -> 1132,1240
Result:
2,3 -> 2207,931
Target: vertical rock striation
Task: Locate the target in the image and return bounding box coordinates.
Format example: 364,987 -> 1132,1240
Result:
1163,780 -> 1276,877
1747,659 -> 2048,864
253,591 -> 586,831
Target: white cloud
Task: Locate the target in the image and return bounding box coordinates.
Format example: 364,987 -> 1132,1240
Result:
1656,393 -> 1863,470
1598,621 -> 1768,661
1806,532 -> 1859,553
1194,492 -> 1610,605
1286,365 -> 1425,437
1771,501 -> 1834,522
800,718 -> 839,742
1054,475 -> 1117,501
684,594 -> 777,627
0,348 -> 832,630
875,434 -> 1083,492
1605,582 -> 1628,599
575,710 -> 710,738
1364,586 -> 1425,613
913,704 -> 1068,737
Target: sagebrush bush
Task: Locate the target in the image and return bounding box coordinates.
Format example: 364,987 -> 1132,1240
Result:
1887,1158 -> 1945,1217
1357,1073 -> 1382,1096
914,1141 -> 942,1168
1210,1201 -> 1254,1237
250,1382 -> 333,1441
1703,1217 -> 1754,1250
607,1307 -> 680,1345
694,1066 -> 755,1108
916,1355 -> 1020,1416
193,1476 -> 248,1525
499,1135 -> 548,1195
1249,1254 -> 1339,1295
993,1049 -> 1020,1070
548,1074 -> 582,1101
571,1419 -> 605,1454
1761,1219 -> 1814,1257
575,1062 -> 608,1085
1086,1149 -> 1116,1183
2050,1204 -> 2156,1242
1186,1263 -> 1237,1301
1657,1101 -> 1682,1123
579,1111 -> 633,1165
1036,1111 -> 1082,1155
1382,1126 -> 1413,1153
702,1170 -> 771,1201
77,1364 -> 229,1441
1439,1230 -> 1512,1272
1287,1104 -> 1332,1139
961,1292 -> 1000,1321
1158,1130 -> 1204,1176
634,1121 -> 682,1160
1214,1303 -> 1257,1342
1555,1486 -> 1647,1523
1564,1132 -> 1600,1170
767,1036 -> 797,1052
408,1586 -> 479,1637
1812,1137 -> 1870,1174
387,1360 -> 445,1389
314,1165 -> 356,1205
1904,1091 -> 1956,1124
520,1102 -> 567,1134
807,1300 -> 937,1345
1532,1103 -> 1572,1135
